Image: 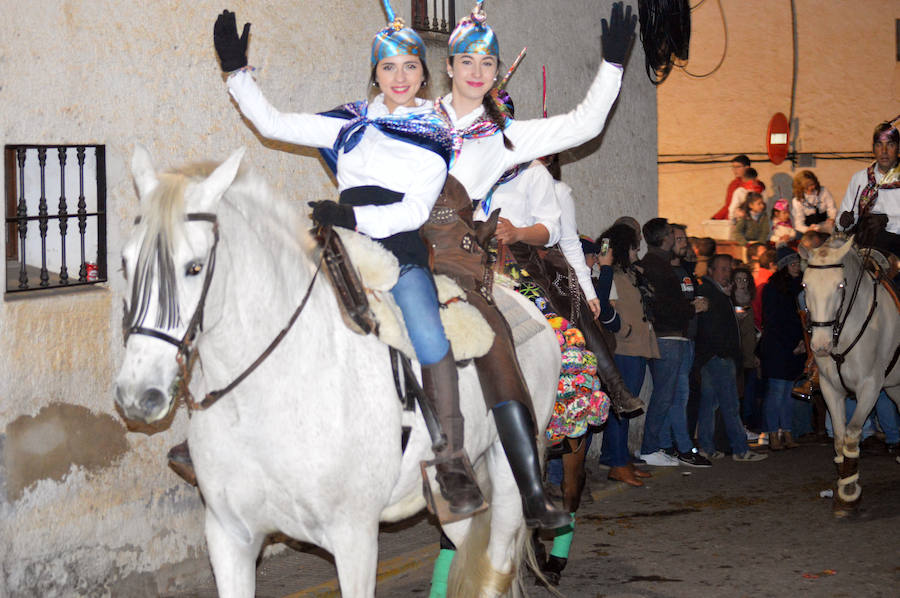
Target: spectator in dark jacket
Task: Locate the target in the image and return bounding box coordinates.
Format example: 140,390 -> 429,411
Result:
636,218 -> 710,467
695,255 -> 768,462
759,246 -> 806,450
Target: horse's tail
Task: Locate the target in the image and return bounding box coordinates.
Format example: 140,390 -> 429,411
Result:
447,507 -> 533,598
447,505 -> 509,597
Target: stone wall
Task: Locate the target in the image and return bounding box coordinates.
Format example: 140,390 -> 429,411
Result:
658,0 -> 900,237
0,1 -> 656,594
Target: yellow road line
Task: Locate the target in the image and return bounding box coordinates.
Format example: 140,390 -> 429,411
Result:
281,543 -> 439,598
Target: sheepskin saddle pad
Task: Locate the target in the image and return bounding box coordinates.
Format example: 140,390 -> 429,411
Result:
328,228 -> 495,361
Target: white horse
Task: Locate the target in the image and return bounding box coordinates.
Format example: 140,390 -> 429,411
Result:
801,236 -> 900,515
113,146 -> 561,597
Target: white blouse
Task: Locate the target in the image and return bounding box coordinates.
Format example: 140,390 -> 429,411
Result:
226,70 -> 447,240
441,60 -> 623,200
791,187 -> 836,233
554,181 -> 597,302
474,160 -> 561,246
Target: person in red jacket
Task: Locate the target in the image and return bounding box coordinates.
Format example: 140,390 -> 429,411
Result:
712,155 -> 750,220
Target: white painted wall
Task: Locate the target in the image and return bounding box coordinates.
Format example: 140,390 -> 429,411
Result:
0,1 -> 656,594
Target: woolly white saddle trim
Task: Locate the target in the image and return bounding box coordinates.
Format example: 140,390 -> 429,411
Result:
334,228 -> 494,360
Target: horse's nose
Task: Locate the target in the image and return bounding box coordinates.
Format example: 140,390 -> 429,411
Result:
139,388 -> 168,419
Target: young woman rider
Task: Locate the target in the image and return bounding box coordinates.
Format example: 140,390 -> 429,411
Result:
425,3 -> 637,591
212,4 -> 484,517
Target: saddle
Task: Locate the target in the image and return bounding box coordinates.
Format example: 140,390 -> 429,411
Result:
861,249 -> 900,313
312,226 -> 495,361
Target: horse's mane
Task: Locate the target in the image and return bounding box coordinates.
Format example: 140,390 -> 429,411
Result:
128,161 -> 311,332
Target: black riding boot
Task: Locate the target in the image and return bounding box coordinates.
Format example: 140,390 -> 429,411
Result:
492,401 -> 571,529
423,348 -> 485,515
581,308 -> 644,417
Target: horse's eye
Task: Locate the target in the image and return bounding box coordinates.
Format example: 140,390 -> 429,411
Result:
186,262 -> 203,276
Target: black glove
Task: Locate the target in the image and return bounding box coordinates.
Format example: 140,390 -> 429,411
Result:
601,2 -> 637,66
308,201 -> 356,230
214,10 -> 251,72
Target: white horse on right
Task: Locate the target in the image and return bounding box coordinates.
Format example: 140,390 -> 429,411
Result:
801,236 -> 900,516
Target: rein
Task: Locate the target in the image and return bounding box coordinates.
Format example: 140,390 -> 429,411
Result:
125,212 -> 329,411
806,251 -> 884,393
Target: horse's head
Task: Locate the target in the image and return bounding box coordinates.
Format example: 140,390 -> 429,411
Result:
800,235 -> 856,356
114,145 -> 245,424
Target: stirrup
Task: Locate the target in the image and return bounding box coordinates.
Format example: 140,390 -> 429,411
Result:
421,451 -> 489,524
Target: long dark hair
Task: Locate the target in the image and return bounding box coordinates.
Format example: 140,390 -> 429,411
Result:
599,223 -> 638,269
769,265 -> 801,295
731,265 -> 756,302
448,55 -> 514,150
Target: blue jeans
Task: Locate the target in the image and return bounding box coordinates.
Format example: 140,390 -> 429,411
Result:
698,357 -> 749,455
643,338 -> 692,455
599,354 -> 648,467
826,391 -> 900,443
764,378 -> 795,432
390,265 -> 449,365
659,341 -> 695,453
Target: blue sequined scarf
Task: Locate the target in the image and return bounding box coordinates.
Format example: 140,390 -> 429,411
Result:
317,100 -> 454,175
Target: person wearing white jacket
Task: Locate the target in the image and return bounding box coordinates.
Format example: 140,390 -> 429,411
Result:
211,6 -> 485,517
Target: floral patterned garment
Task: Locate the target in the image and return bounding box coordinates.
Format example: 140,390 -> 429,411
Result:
517,279 -> 610,443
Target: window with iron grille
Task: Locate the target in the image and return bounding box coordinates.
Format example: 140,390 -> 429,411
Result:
411,0 -> 456,35
4,145 -> 107,295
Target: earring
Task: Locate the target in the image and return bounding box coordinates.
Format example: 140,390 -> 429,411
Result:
422,80 -> 428,87
448,72 -> 453,78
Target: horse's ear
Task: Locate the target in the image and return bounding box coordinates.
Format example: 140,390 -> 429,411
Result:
131,144 -> 159,201
837,235 -> 856,259
474,208 -> 500,249
196,147 -> 246,211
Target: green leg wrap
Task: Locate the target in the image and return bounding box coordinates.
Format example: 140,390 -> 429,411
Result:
428,548 -> 456,598
549,513 -> 576,559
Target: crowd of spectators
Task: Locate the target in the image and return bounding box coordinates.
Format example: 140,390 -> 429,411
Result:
583,148 -> 900,484
586,213 -> 898,481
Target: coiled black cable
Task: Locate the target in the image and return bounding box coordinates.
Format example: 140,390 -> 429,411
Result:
637,0 -> 692,85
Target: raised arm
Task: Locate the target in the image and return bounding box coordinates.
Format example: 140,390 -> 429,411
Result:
215,10 -> 344,149
500,4 -> 635,168
226,71 -> 345,149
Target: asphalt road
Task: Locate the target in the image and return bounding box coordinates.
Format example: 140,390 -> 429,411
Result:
166,440 -> 900,598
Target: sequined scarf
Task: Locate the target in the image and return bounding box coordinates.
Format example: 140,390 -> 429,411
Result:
317,100 -> 454,175
479,163 -> 525,215
434,96 -> 506,164
859,161 -> 900,217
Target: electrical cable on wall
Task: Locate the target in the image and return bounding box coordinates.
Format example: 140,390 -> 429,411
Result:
679,0 -> 726,78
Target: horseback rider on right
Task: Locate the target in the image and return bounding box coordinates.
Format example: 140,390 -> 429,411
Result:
837,118 -> 900,285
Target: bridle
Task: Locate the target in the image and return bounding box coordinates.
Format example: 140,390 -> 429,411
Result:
123,212 -> 328,411
124,212 -> 219,362
805,250 -> 899,393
